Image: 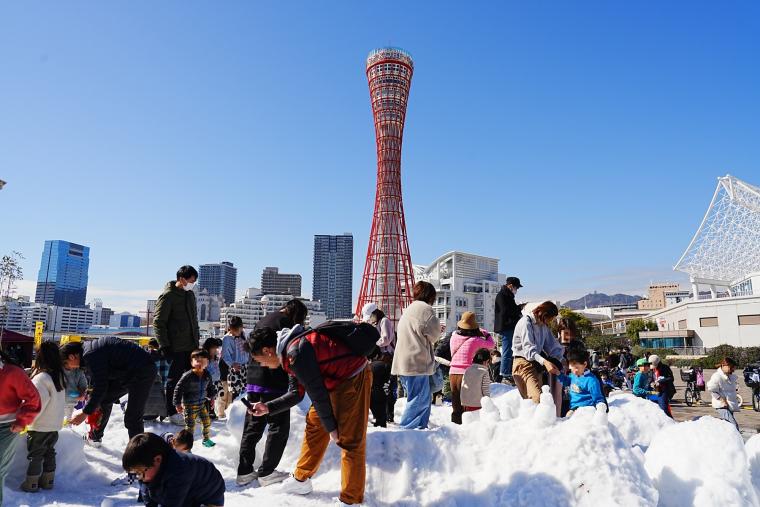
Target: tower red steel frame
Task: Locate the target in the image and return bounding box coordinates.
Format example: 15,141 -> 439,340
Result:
356,47 -> 416,325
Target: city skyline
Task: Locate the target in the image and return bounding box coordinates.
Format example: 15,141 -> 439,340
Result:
2,3 -> 758,314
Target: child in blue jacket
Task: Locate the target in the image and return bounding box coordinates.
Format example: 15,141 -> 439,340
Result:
558,348 -> 606,416
632,358 -> 657,399
123,432 -> 224,507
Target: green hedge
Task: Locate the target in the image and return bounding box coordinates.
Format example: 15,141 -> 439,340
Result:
665,344 -> 760,369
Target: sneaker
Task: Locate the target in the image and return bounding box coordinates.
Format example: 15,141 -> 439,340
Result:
84,436 -> 102,448
169,413 -> 185,426
258,470 -> 289,487
236,471 -> 258,486
280,475 -> 313,495
202,439 -> 216,448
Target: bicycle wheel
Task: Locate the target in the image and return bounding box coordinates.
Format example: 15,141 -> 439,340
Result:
737,394 -> 744,407
754,390 -> 760,412
685,388 -> 694,407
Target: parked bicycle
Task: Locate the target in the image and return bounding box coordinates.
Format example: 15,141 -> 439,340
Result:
681,366 -> 705,406
744,362 -> 760,412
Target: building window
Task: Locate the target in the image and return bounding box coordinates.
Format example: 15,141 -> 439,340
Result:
678,319 -> 687,330
699,317 -> 719,327
739,315 -> 760,326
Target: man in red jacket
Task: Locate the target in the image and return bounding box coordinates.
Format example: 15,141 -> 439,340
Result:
249,323 -> 376,506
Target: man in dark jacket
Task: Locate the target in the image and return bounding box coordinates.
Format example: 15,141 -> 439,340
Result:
235,299 -> 309,487
153,265 -> 201,422
66,337 -> 157,442
123,432 -> 224,507
494,276 -> 523,382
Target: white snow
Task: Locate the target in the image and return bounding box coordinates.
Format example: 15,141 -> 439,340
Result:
645,416 -> 760,507
1,385 -> 757,506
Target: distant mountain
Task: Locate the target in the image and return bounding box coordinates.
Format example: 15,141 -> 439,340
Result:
562,292 -> 642,310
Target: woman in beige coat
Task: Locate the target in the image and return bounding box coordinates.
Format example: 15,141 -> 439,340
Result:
391,281 -> 441,429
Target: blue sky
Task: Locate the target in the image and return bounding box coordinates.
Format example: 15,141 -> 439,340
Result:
1,2 -> 758,313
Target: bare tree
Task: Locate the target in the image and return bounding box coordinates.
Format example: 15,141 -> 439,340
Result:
0,251 -> 24,345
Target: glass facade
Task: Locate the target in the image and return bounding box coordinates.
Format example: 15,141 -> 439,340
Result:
313,234 -> 353,319
199,261 -> 238,305
35,240 -> 90,308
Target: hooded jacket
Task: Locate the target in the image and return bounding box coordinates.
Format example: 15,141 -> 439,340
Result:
391,300 -> 440,376
153,281 -> 200,353
0,358 -> 41,426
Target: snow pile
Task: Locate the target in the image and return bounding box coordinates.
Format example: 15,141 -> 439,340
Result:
745,434 -> 760,494
645,416 -> 760,507
607,392 -> 675,450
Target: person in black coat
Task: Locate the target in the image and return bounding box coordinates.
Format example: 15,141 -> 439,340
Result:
494,276 -> 524,381
65,337 -> 157,442
123,432 -> 224,507
235,299 -> 308,487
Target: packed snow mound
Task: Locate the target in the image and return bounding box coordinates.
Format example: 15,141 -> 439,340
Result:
645,416 -> 760,507
607,392 -> 675,450
746,434 -> 760,494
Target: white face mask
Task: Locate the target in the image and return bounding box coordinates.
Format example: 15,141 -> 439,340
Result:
183,282 -> 196,291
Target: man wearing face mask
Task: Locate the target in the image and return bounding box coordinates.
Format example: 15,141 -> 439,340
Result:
154,265 -> 201,424
494,276 -> 524,384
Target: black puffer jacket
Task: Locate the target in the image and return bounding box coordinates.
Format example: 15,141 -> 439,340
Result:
81,337 -> 155,414
172,369 -> 216,407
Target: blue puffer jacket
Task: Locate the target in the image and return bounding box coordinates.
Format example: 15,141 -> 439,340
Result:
140,449 -> 225,506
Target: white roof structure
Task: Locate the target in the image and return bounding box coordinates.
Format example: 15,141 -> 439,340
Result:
674,175 -> 760,285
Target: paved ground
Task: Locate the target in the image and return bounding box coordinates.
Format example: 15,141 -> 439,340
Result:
669,368 -> 760,440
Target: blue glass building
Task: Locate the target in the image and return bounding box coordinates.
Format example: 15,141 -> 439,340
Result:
35,240 -> 90,308
313,234 -> 353,319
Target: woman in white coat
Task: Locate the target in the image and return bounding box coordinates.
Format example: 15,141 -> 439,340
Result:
706,357 -> 741,431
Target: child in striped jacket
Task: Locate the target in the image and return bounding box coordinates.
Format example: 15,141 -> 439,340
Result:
460,349 -> 492,411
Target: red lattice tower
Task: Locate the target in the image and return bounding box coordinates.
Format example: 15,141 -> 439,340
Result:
356,47 -> 416,325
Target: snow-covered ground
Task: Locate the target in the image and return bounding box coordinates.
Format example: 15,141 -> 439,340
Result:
4,385 -> 760,506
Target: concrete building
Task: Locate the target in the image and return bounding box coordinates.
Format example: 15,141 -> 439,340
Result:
196,288 -> 223,323
577,306 -> 653,336
637,282 -> 681,311
47,305 -> 95,333
35,240 -> 90,308
413,251 -> 504,333
199,261 -> 237,305
88,299 -> 114,326
313,234 -> 353,319
261,267 -> 302,297
0,299 -> 48,333
220,289 -> 325,331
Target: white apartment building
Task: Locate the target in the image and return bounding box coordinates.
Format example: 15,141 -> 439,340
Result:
0,299 -> 49,333
47,305 -> 95,333
414,251 -> 505,333
220,288 -> 326,332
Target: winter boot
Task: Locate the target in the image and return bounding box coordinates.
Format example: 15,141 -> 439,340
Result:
40,471 -> 55,490
20,474 -> 40,492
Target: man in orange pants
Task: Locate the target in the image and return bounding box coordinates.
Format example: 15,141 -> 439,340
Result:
249,322 -> 377,506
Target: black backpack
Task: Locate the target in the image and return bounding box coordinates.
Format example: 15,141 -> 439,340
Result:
309,321 -> 380,358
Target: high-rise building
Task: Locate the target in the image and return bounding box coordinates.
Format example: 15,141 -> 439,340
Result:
313,234 -> 354,319
88,299 -> 114,326
35,240 -> 90,308
46,305 -> 95,333
261,267 -> 302,297
199,261 -> 237,305
356,48 -> 416,324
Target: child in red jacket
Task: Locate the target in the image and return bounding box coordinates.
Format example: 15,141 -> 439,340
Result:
0,350 -> 42,504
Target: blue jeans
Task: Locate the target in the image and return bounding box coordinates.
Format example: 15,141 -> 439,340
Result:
657,393 -> 673,418
399,375 -> 431,429
0,423 -> 20,505
499,330 -> 515,378
716,408 -> 740,432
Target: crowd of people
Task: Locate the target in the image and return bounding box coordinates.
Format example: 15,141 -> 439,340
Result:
0,266 -> 747,506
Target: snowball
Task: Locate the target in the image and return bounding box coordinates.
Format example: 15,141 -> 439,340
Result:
533,385 -> 557,428
645,416 -> 760,507
608,392 -> 674,450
